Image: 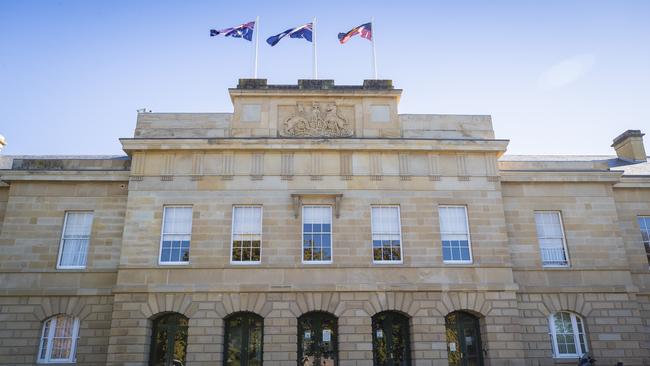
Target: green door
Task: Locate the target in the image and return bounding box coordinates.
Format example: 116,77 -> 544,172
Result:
224,312 -> 263,366
298,311 -> 338,366
372,311 -> 411,366
149,313 -> 188,366
445,312 -> 484,366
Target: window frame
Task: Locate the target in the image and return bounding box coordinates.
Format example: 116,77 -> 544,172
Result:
534,210 -> 570,268
637,215 -> 650,268
438,205 -> 473,264
370,205 -> 404,264
56,211 -> 94,270
158,205 -> 193,266
230,205 -> 263,265
548,311 -> 588,358
37,315 -> 80,364
301,205 -> 333,265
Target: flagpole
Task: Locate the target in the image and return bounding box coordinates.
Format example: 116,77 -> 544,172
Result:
371,17 -> 377,80
312,17 -> 318,79
254,16 -> 260,78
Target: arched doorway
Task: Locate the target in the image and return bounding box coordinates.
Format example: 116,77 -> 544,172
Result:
298,311 -> 338,366
224,312 -> 263,366
445,311 -> 484,366
149,313 -> 188,366
371,311 -> 411,366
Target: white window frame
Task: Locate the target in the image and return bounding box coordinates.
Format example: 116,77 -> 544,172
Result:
637,216 -> 650,268
230,205 -> 263,265
37,315 -> 80,364
371,205 -> 403,264
535,211 -> 570,268
301,205 -> 333,265
438,205 -> 473,264
56,211 -> 94,270
548,312 -> 588,358
158,205 -> 193,266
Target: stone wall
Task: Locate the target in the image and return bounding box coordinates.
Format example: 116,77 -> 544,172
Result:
0,295 -> 113,365
0,181 -> 128,273
106,290 -> 524,366
518,292 -> 650,365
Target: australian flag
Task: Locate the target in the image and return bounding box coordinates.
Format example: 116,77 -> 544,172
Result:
266,23 -> 313,46
338,22 -> 372,44
210,21 -> 255,41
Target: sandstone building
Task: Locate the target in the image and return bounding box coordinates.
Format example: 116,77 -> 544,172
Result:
1,79 -> 649,366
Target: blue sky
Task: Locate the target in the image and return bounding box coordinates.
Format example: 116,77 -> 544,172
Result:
1,0 -> 648,155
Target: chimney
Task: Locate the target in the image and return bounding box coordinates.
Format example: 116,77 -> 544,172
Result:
612,130 -> 646,162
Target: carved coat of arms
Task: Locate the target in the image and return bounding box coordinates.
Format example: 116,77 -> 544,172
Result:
281,102 -> 353,137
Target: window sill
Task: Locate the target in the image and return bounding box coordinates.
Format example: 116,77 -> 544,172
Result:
542,265 -> 571,269
373,260 -> 404,265
443,261 -> 473,265
158,262 -> 190,266
302,261 -> 333,265
230,261 -> 261,266
56,266 -> 87,270
551,357 -> 581,364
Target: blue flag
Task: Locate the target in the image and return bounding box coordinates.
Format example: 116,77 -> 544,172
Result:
266,23 -> 313,46
210,21 -> 255,41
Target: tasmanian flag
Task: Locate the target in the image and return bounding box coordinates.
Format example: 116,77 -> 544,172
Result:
210,21 -> 255,41
338,22 -> 372,44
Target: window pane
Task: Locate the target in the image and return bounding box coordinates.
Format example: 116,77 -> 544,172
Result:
372,207 -> 402,262
638,216 -> 650,265
535,212 -> 568,266
552,312 -> 586,357
161,207 -> 192,263
59,212 -> 93,267
40,315 -> 78,362
439,207 -> 471,262
303,207 -> 332,262
232,207 -> 262,263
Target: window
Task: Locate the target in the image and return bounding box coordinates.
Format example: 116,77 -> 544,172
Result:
224,312 -> 263,366
159,206 -> 192,264
438,206 -> 472,263
57,211 -> 93,269
231,206 -> 262,264
638,216 -> 650,266
535,211 -> 569,267
38,314 -> 80,363
302,206 -> 332,263
149,313 -> 188,366
549,312 -> 588,358
371,206 -> 402,263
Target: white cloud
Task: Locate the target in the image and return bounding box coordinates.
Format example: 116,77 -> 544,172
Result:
537,54 -> 596,90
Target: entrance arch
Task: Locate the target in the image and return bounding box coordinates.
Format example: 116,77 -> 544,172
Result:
149,312 -> 188,366
298,311 -> 338,366
371,311 -> 411,366
223,311 -> 263,366
445,311 -> 484,366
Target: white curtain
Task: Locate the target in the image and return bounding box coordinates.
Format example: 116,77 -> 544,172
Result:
303,206 -> 331,225
163,207 -> 192,235
59,212 -> 93,267
233,206 -> 262,235
438,206 -> 468,240
371,206 -> 400,239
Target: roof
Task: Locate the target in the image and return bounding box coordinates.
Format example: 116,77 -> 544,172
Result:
501,155 -> 650,176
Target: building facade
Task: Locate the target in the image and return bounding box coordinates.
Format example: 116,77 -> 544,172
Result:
1,79 -> 649,366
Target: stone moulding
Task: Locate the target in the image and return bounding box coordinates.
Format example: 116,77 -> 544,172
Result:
280,102 -> 354,138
